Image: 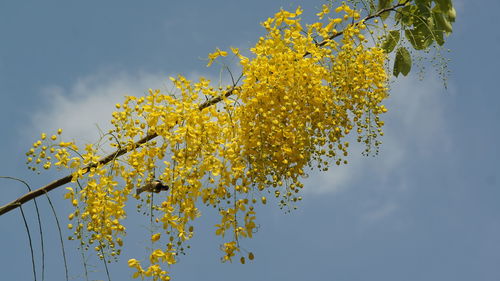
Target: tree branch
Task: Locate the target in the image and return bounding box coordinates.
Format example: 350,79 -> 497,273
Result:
0,1 -> 409,217
304,0 -> 409,56
0,89 -> 236,216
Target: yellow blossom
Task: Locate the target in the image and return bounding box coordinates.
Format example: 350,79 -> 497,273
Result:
151,233 -> 161,242
207,48 -> 228,66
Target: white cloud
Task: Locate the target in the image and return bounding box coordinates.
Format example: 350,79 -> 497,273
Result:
28,69 -> 236,149
303,75 -> 451,194
30,71 -> 169,144
361,201 -> 398,223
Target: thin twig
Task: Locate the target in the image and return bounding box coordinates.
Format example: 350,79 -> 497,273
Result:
305,0 -> 410,56
1,176 -> 44,281
100,247 -> 112,281
20,205 -> 37,281
80,247 -> 90,281
44,192 -> 69,281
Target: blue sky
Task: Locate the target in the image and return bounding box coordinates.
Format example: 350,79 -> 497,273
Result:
1,0 -> 499,280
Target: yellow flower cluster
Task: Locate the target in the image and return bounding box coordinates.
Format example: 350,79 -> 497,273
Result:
25,129 -> 76,171
235,5 -> 388,205
27,4 -> 390,281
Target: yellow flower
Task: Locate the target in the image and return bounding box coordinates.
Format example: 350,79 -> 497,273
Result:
230,47 -> 239,55
151,233 -> 161,242
128,258 -> 139,267
207,48 -> 228,66
316,4 -> 330,19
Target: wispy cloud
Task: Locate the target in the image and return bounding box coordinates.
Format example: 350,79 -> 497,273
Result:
28,69 -> 232,145
361,201 -> 399,223
30,71 -> 170,144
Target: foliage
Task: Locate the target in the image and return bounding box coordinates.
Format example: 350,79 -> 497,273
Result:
20,1 -> 455,280
378,0 -> 456,76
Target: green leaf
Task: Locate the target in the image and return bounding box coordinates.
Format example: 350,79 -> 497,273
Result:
381,30 -> 400,53
447,7 -> 456,22
393,47 -> 411,77
435,0 -> 452,11
432,10 -> 453,34
378,0 -> 392,10
378,0 -> 393,20
395,5 -> 416,25
405,28 -> 433,50
433,29 -> 445,45
369,1 -> 377,14
415,1 -> 432,18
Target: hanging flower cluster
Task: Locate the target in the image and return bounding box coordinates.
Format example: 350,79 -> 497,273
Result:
27,3 -> 389,281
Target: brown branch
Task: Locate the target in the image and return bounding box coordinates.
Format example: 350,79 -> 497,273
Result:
305,0 -> 410,56
0,89 -> 236,216
0,2 -> 409,217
